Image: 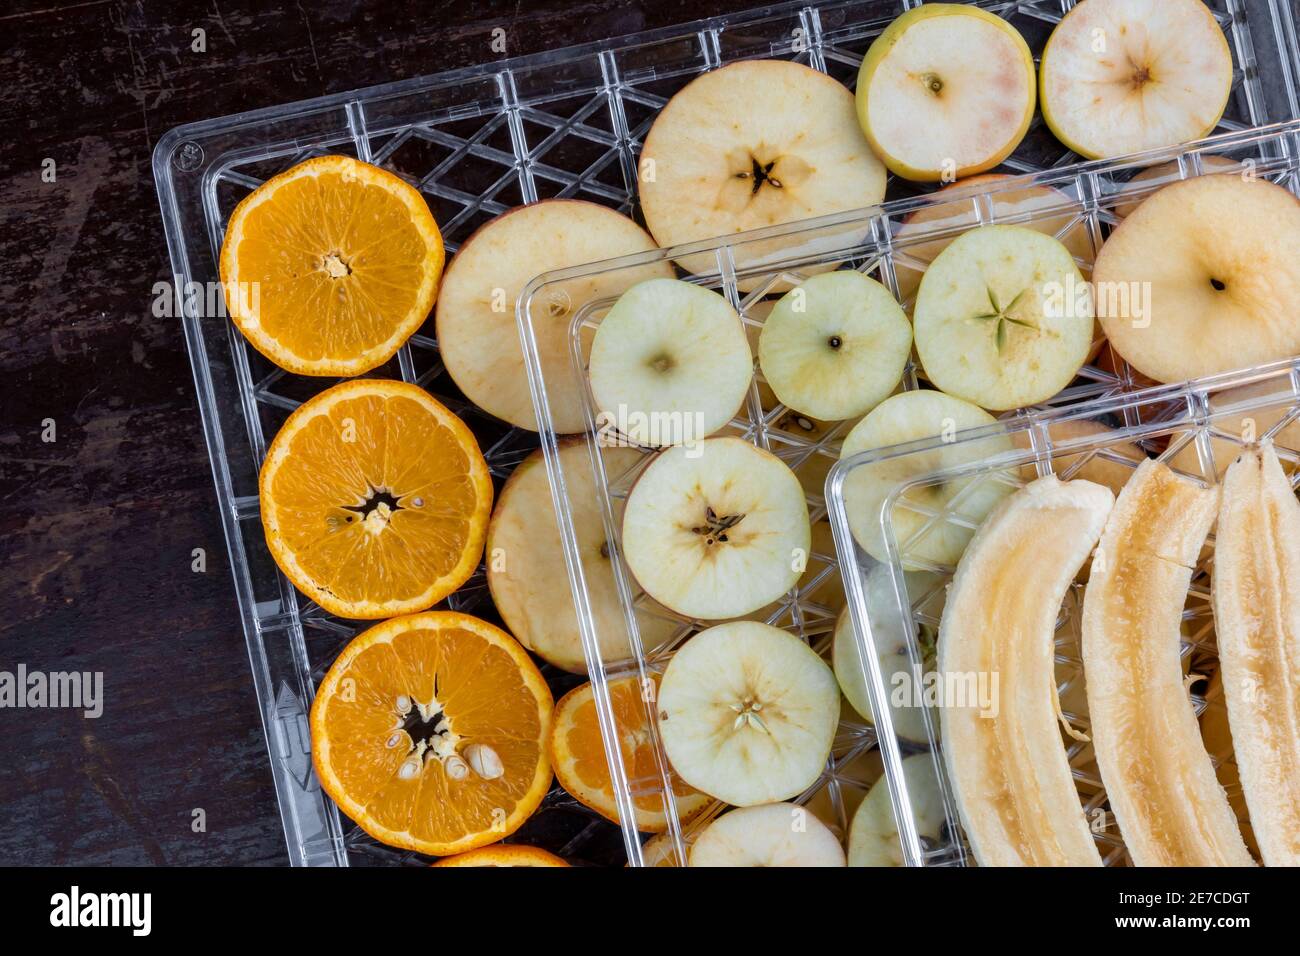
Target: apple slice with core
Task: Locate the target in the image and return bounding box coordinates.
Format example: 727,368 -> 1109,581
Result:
1092,174 -> 1300,384
757,271 -> 911,421
622,437 -> 810,620
839,390 -> 1012,568
436,199 -> 672,433
914,224 -> 1094,410
1040,0 -> 1232,161
892,174 -> 1103,363
892,174 -> 1093,306
486,441 -> 678,673
658,621 -> 840,806
639,59 -> 886,285
856,5 -> 1036,182
589,278 -> 752,447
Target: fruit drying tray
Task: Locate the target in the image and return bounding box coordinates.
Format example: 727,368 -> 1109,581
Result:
152,0 -> 1300,867
521,119 -> 1300,866
825,357 -> 1300,866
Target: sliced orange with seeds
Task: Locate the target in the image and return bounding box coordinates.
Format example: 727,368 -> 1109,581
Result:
220,155 -> 444,376
260,379 -> 492,619
311,611 -> 554,856
432,845 -> 569,867
549,676 -> 712,833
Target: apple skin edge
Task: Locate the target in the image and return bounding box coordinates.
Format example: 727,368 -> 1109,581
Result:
1037,0 -> 1232,160
855,4 -> 1037,182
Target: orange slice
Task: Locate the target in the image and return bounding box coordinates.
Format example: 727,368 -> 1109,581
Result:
633,828 -> 702,867
549,676 -> 712,833
260,379 -> 492,619
311,611 -> 554,856
432,845 -> 569,867
220,155 -> 444,376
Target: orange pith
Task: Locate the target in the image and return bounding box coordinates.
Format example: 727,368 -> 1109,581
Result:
259,379 -> 492,619
549,676 -> 712,832
311,611 -> 554,857
432,845 -> 569,867
219,155 -> 444,376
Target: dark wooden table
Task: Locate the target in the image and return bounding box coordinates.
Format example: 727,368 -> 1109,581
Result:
2,0 -> 1296,867
0,0 -> 761,866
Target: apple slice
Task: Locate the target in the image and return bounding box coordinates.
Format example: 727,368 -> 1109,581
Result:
638,59 -> 886,285
856,5 -> 1036,182
436,199 -> 672,433
622,437 -> 810,621
847,753 -> 947,866
658,621 -> 841,806
1113,154 -> 1240,218
1092,174 -> 1300,384
833,566 -> 945,745
689,803 -> 846,867
1040,0 -> 1232,160
588,278 -> 752,447
757,271 -> 912,421
839,389 -> 1013,568
892,174 -> 1093,306
913,224 -> 1094,410
487,441 -> 678,673
892,174 -> 1103,364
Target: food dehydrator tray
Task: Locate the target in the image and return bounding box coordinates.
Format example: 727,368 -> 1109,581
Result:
520,119 -> 1300,866
826,358 -> 1300,866
151,0 -> 1299,866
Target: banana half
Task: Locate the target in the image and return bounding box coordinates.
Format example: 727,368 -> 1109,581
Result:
1082,459 -> 1255,866
1213,443 -> 1300,867
939,475 -> 1113,866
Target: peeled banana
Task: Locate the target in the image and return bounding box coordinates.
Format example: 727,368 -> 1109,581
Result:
1082,459 -> 1255,866
1212,443 -> 1300,866
939,475 -> 1113,866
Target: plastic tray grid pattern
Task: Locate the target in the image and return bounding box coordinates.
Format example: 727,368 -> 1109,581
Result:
151,0 -> 1300,865
520,122 -> 1300,865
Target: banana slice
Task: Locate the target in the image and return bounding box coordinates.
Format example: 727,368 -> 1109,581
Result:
940,475 -> 1113,866
657,621 -> 840,806
848,753 -> 946,867
689,803 -> 846,867
622,437 -> 811,621
1082,459 -> 1255,866
1212,443 -> 1300,866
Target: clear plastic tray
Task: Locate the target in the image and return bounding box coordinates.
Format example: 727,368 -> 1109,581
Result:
520,117 -> 1300,866
151,0 -> 1299,866
826,357 -> 1300,866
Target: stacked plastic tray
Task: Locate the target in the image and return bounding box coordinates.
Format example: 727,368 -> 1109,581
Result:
153,0 -> 1300,865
